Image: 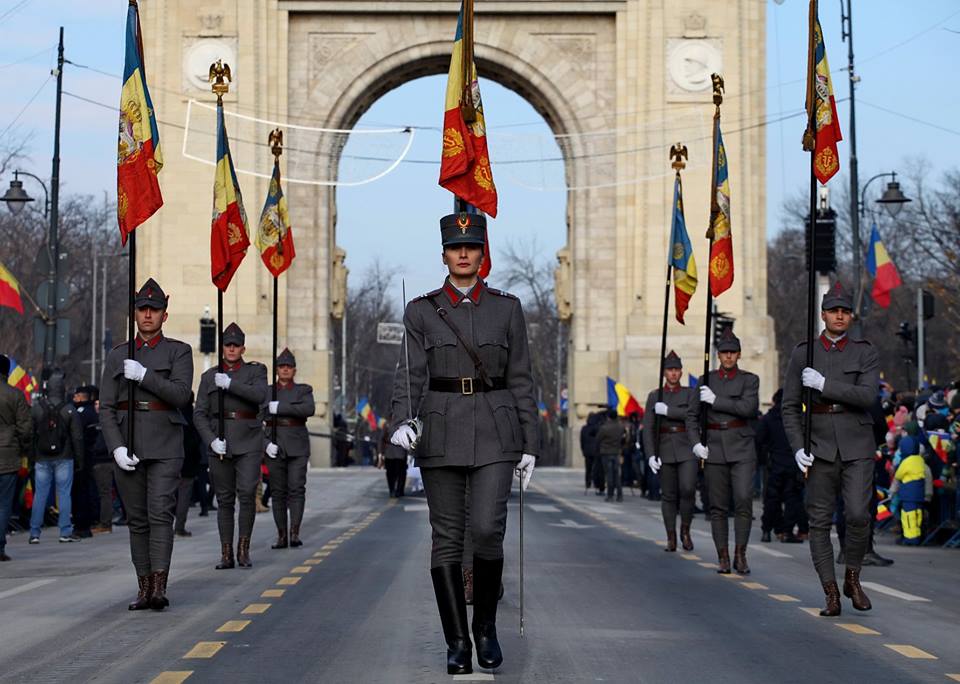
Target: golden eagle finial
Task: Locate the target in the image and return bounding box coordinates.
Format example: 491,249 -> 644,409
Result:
209,59 -> 232,100
670,143 -> 688,171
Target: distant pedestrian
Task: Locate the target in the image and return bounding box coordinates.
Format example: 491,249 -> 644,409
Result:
596,410 -> 626,502
0,354 -> 32,561
757,389 -> 806,544
379,413 -> 407,498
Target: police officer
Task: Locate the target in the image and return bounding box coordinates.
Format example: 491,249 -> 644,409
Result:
782,282 -> 877,616
389,212 -> 538,676
99,279 -> 193,610
686,328 -> 759,574
194,323 -> 268,569
644,351 -> 696,552
263,347 -> 315,549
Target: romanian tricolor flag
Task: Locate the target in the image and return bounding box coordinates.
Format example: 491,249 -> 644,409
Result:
803,1 -> 842,185
256,158 -> 296,278
669,174 -> 697,323
117,0 -> 163,245
708,125 -> 733,297
357,397 -> 378,431
439,1 -> 497,218
210,104 -> 250,291
7,357 -> 37,402
927,432 -> 952,465
865,222 -> 901,308
0,261 -> 24,314
606,377 -> 642,418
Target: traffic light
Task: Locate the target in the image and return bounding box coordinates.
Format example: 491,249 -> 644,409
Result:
804,208 -> 837,274
713,314 -> 735,350
896,321 -> 913,345
199,317 -> 216,354
922,290 -> 935,320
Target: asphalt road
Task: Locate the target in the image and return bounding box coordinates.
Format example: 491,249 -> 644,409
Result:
0,468 -> 957,683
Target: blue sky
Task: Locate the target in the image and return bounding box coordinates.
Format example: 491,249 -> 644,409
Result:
0,0 -> 958,301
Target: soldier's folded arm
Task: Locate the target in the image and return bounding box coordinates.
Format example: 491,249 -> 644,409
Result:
641,393 -> 655,457
277,388 -> 315,418
227,363 -> 268,405
780,348 -> 806,454
192,377 -> 217,447
684,392 -> 702,446
137,344 -> 194,408
99,349 -> 124,454
390,305 -> 428,430
506,298 -> 539,456
818,344 -> 880,409
711,374 -> 759,417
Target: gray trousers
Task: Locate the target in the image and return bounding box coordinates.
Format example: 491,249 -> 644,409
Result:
209,452 -> 261,544
266,454 -> 308,531
174,477 -> 194,532
92,462 -> 115,525
806,456 -> 873,583
601,453 -> 622,497
661,460 -> 698,530
114,458 -> 182,575
705,459 -> 756,549
422,462 -> 514,568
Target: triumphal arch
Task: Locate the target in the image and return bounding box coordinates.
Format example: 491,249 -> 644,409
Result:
139,1 -> 774,466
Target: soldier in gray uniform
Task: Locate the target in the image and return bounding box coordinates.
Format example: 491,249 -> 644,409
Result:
782,282 -> 876,616
194,323 -> 268,569
390,211 -> 538,676
99,278 -> 193,610
644,350 -> 696,552
686,328 -> 759,574
263,347 -> 315,549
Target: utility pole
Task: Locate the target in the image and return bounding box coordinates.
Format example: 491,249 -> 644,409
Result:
916,288 -> 925,391
43,26 -> 65,371
841,1 -> 862,319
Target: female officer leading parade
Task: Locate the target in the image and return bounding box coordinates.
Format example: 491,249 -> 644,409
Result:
390,211 -> 538,675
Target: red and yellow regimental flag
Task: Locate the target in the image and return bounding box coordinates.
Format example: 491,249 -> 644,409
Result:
803,1 -> 842,185
439,1 -> 498,218
255,161 -> 296,278
708,123 -> 734,297
116,0 -> 163,244
210,105 -> 250,291
0,261 -> 24,314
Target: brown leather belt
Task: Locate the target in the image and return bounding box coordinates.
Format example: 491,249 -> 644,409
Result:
117,400 -> 173,412
215,410 -> 258,420
429,377 -> 507,395
265,417 -> 307,427
811,403 -> 846,414
707,419 -> 746,430
659,425 -> 686,434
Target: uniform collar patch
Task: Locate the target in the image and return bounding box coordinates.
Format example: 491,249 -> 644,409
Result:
820,333 -> 849,351
136,333 -> 163,350
718,367 -> 738,380
662,384 -> 682,393
222,360 -> 243,372
443,278 -> 484,307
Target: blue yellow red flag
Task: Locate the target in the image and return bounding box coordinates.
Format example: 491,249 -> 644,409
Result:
865,222 -> 901,309
708,125 -> 733,297
256,160 -> 296,278
669,174 -> 697,324
210,105 -> 250,291
357,397 -> 378,431
117,0 -> 163,244
0,261 -> 24,314
439,2 -> 497,218
6,357 -> 37,402
803,2 -> 842,184
606,377 -> 642,417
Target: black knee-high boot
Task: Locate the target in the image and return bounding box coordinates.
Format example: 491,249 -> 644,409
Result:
472,556 -> 504,669
431,564 -> 473,675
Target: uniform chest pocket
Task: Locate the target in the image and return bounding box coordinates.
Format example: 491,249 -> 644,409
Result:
424,331 -> 458,378
477,328 -> 509,375
842,364 -> 861,382
487,392 -> 522,453
420,393 -> 449,458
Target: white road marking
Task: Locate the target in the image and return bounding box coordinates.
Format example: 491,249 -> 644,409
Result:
860,582 -> 931,603
584,505 -> 626,515
452,674 -> 495,681
749,545 -> 791,559
0,579 -> 57,599
403,504 -> 429,512
528,504 -> 560,513
549,519 -> 595,529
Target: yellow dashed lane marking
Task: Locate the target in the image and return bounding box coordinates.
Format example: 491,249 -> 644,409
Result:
884,644 -> 937,660
261,589 -> 285,598
314,551 -> 331,557
697,562 -> 715,569
945,674 -> 960,681
654,540 -> 667,547
740,582 -> 769,590
183,642 -> 226,659
799,607 -> 822,617
768,594 -> 800,602
241,603 -> 271,615
277,577 -> 301,586
304,559 -> 322,565
291,566 -> 311,574
721,574 -> 744,580
681,554 -> 701,560
836,623 -> 880,635
149,672 -> 193,684
216,620 -> 251,633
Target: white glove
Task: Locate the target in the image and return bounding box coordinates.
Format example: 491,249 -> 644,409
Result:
515,453 -> 536,491
123,359 -> 147,383
268,401 -> 279,415
214,373 -> 232,390
648,455 -> 661,474
266,442 -> 279,459
802,367 -> 826,392
113,446 -> 139,471
795,448 -> 815,474
211,438 -> 227,455
699,386 -> 717,405
391,424 -> 417,451
693,443 -> 709,461
654,402 -> 669,416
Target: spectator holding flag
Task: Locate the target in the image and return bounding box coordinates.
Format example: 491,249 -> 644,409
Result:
0,354 -> 31,560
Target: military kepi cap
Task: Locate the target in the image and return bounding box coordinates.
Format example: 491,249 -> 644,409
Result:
277,347 -> 296,367
664,350 -> 682,369
223,322 -> 245,346
821,281 -> 853,311
716,326 -> 741,353
440,211 -> 486,247
134,278 -> 169,309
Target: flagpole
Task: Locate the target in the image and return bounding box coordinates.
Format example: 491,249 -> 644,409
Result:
127,229 -> 136,454
269,130 -> 284,445
802,0 -> 819,459
212,71 -> 228,446
699,76 -> 724,447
